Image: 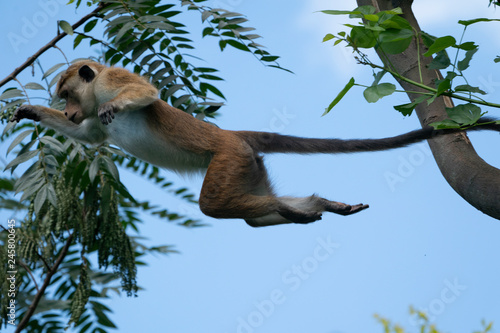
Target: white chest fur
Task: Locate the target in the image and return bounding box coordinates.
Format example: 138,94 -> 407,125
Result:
104,110 -> 210,173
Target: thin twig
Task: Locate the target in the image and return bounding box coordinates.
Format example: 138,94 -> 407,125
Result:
0,2 -> 108,89
35,251 -> 51,272
15,233 -> 75,333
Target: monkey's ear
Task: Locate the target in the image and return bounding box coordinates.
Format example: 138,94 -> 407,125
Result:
78,65 -> 96,83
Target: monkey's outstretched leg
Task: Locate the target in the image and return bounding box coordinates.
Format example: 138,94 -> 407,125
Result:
199,145 -> 319,224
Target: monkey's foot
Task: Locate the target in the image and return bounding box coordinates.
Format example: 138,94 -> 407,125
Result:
11,105 -> 41,122
325,201 -> 369,216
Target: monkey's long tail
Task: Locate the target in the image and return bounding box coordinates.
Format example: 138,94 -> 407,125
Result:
241,117 -> 500,154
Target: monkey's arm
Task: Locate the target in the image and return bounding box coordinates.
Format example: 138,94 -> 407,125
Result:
11,105 -> 107,144
95,69 -> 159,125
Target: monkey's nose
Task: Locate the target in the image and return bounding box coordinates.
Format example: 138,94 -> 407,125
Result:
69,113 -> 77,122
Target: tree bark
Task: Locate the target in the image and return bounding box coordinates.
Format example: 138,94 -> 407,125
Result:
356,0 -> 500,219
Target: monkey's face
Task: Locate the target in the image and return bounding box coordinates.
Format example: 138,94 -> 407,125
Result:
57,61 -> 101,124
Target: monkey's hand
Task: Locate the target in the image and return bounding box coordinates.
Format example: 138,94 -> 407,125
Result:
11,105 -> 42,122
98,102 -> 116,125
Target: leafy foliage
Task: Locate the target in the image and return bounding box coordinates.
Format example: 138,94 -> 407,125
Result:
320,5 -> 500,128
0,0 -> 284,331
375,308 -> 493,333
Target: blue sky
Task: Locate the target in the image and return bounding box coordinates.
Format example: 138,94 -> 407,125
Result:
1,0 -> 500,332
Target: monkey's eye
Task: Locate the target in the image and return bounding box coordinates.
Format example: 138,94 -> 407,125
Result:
60,91 -> 69,99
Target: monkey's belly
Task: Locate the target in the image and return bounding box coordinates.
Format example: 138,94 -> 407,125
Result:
106,112 -> 211,173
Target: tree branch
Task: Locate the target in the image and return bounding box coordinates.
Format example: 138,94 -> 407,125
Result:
15,233 -> 75,333
0,2 -> 108,89
357,0 -> 500,219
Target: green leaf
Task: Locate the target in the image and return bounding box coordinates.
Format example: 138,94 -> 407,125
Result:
202,27 -> 214,37
40,136 -> 64,151
436,78 -> 451,96
226,39 -> 250,52
458,18 -> 500,26
323,77 -> 355,116
42,63 -> 65,79
4,150 -> 39,171
430,118 -> 461,129
193,67 -> 218,73
16,168 -> 44,194
495,56 -> 500,63
378,15 -> 411,30
349,5 -> 376,18
372,70 -> 387,85
454,85 -> 487,95
393,95 -> 428,116
378,28 -> 414,54
164,84 -> 184,98
7,129 -> 34,155
25,82 -> 45,90
89,157 -> 100,183
219,39 -> 227,51
139,15 -> 168,23
115,21 -> 136,43
428,51 -> 451,69
46,183 -> 58,207
350,26 -> 377,48
201,10 -> 212,22
84,19 -> 98,33
20,178 -> 45,201
446,103 -> 483,125
386,7 -> 403,15
200,82 -> 225,99
364,14 -> 379,22
363,83 -> 396,103
322,33 -> 335,42
59,20 -> 74,35
445,71 -> 458,81
0,88 -> 24,100
261,56 -> 279,62
455,41 -> 477,51
199,74 -> 223,81
320,10 -> 358,15
457,48 -> 478,71
73,34 -> 86,48
420,31 -> 436,48
102,156 -> 120,182
34,183 -> 48,214
423,36 -> 456,56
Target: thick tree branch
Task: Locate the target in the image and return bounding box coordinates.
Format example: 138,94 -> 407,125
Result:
15,233 -> 75,333
0,2 -> 108,89
357,0 -> 500,219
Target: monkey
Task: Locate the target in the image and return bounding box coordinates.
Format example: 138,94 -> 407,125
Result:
10,60 -> 500,227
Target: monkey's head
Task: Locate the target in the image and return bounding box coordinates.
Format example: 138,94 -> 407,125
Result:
56,60 -> 105,124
